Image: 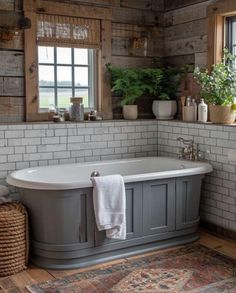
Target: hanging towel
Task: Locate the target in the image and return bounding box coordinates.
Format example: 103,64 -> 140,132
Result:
0,185 -> 11,204
91,175 -> 126,240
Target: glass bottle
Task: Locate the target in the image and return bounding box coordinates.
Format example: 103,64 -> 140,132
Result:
69,97 -> 84,122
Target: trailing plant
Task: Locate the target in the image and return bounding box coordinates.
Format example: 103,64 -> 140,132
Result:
194,49 -> 236,105
106,64 -> 163,106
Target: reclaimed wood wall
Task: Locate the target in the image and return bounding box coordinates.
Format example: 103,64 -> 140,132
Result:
163,0 -> 217,100
1,0 -> 222,122
164,0 -> 217,69
0,0 -> 164,122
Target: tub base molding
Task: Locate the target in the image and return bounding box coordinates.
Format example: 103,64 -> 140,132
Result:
30,232 -> 200,270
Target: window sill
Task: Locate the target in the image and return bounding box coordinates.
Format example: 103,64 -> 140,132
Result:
1,119 -> 236,127
157,119 -> 236,127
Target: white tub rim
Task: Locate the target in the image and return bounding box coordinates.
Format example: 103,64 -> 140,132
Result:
7,156 -> 213,190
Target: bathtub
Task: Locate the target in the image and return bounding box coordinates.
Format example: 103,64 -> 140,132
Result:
7,157 -> 212,269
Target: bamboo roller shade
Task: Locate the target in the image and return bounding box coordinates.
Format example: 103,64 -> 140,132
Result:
37,14 -> 101,48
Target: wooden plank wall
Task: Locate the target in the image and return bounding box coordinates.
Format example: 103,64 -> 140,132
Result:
163,0 -> 217,100
0,0 -> 164,122
164,0 -> 217,69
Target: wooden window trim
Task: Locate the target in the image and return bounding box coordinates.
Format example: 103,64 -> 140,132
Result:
24,0 -> 112,121
207,0 -> 236,70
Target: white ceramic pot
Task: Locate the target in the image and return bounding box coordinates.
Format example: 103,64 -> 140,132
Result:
123,105 -> 138,120
152,100 -> 177,120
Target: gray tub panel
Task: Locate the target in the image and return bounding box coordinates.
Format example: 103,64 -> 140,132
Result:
176,175 -> 203,230
95,182 -> 143,246
143,179 -> 175,235
19,188 -> 95,249
18,175 -> 203,269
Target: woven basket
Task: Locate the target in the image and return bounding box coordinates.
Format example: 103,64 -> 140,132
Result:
209,104 -> 235,124
0,202 -> 29,277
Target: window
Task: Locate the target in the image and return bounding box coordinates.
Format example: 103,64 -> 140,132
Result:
24,0 -> 112,121
38,46 -> 96,110
226,17 -> 236,60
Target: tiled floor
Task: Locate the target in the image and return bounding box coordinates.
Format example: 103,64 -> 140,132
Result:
0,230 -> 236,292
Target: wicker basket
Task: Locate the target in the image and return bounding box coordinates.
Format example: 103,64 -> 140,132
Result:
209,104 -> 235,124
0,202 -> 29,276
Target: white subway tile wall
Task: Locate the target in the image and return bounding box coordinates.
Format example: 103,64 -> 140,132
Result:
157,120 -> 236,232
0,121 -> 158,197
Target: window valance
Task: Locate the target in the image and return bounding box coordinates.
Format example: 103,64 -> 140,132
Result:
37,14 -> 101,48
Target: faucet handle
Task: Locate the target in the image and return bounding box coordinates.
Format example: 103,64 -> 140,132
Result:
177,137 -> 193,146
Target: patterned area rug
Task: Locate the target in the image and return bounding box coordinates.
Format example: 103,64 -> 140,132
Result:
27,244 -> 236,293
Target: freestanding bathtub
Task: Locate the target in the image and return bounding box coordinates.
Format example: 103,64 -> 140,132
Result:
7,157 -> 212,269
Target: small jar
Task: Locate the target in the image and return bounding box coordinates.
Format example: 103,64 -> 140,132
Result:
69,97 -> 84,122
64,110 -> 70,121
88,110 -> 97,121
53,114 -> 61,123
48,104 -> 56,121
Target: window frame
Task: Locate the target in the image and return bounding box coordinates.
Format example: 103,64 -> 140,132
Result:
24,0 -> 112,121
207,0 -> 236,70
38,46 -> 96,111
226,16 -> 236,57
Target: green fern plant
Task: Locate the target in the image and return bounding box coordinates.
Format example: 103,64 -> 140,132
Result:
106,64 -> 163,106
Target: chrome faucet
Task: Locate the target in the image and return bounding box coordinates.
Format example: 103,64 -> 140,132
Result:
177,137 -> 199,161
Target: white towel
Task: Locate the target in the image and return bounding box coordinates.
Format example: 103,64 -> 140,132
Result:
0,185 -> 11,204
91,175 -> 126,240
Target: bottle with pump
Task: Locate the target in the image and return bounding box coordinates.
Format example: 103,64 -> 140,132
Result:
198,99 -> 208,122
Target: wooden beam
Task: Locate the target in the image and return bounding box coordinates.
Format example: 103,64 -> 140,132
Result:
24,5 -> 40,121
207,14 -> 224,70
98,19 -> 112,119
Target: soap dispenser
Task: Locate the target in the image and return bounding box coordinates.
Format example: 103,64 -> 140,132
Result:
198,99 -> 208,122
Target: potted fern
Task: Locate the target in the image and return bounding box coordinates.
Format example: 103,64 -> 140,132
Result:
194,50 -> 236,124
107,64 -> 162,120
152,66 -> 182,119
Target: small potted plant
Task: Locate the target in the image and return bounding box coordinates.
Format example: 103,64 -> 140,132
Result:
107,64 -> 162,120
152,66 -> 182,120
194,49 -> 236,124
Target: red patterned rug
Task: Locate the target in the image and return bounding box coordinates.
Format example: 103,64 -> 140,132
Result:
27,244 -> 236,293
